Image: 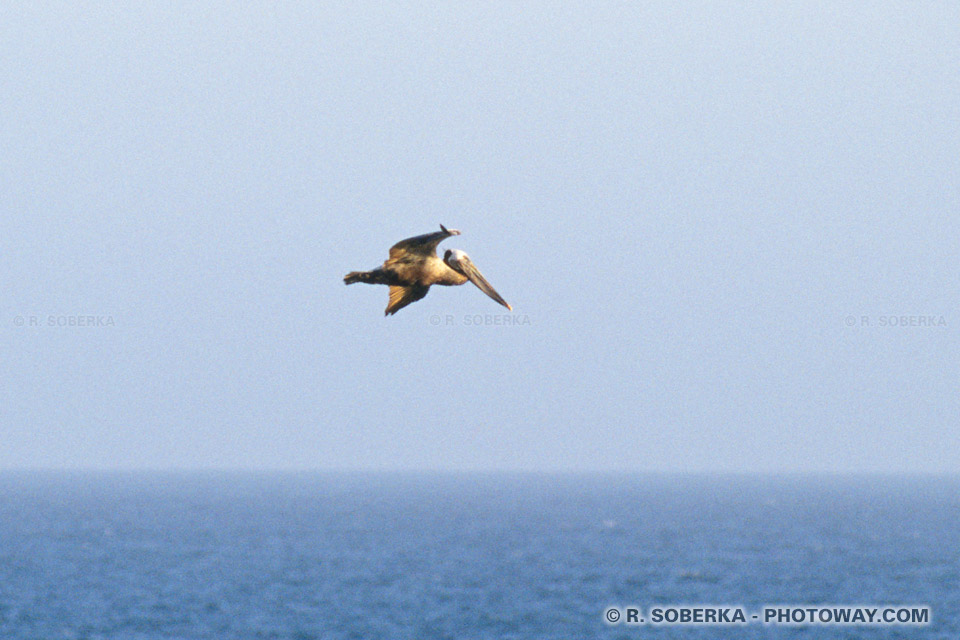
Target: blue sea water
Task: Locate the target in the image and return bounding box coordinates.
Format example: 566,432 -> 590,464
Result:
0,472 -> 956,639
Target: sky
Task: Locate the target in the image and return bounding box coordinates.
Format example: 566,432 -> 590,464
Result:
1,2 -> 957,473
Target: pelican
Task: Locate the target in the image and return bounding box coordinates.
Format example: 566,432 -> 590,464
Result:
344,225 -> 512,315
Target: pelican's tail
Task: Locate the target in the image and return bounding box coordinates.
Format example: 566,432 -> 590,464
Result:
344,269 -> 393,285
344,271 -> 370,284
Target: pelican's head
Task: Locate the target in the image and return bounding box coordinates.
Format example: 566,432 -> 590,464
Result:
443,248 -> 467,267
444,249 -> 512,311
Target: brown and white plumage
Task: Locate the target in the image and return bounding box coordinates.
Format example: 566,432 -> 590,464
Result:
344,225 -> 512,316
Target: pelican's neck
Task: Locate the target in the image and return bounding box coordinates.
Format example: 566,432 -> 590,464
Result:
437,259 -> 467,286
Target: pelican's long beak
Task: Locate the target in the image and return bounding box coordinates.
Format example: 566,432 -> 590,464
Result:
460,257 -> 512,311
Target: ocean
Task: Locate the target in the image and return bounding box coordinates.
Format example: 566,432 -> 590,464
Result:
0,472 -> 955,639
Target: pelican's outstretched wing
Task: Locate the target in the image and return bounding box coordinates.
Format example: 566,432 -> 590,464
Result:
385,284 -> 430,315
388,224 -> 460,259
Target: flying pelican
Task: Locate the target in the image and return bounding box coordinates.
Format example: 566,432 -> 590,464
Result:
344,225 -> 512,315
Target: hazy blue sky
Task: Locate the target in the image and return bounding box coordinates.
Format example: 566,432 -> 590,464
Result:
2,2 -> 957,472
